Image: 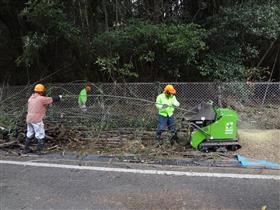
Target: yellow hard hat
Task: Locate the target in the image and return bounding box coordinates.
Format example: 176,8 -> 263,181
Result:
34,84 -> 45,92
164,84 -> 176,94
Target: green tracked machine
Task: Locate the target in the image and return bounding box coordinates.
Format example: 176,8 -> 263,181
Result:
181,102 -> 241,152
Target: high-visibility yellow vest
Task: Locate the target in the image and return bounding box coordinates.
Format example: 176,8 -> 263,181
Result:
155,93 -> 180,117
78,88 -> 87,105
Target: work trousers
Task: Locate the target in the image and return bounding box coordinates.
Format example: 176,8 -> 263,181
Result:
156,115 -> 176,139
26,121 -> 45,139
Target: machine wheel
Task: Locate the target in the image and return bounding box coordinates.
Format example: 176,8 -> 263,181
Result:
228,145 -> 240,151
216,147 -> 227,153
199,146 -> 209,153
228,145 -> 236,151
175,130 -> 191,146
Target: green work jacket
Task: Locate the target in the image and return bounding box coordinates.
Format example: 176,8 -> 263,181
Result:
156,93 -> 180,117
78,88 -> 87,105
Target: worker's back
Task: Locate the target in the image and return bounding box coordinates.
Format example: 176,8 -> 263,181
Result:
26,93 -> 52,123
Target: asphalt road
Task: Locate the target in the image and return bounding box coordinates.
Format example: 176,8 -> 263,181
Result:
0,159 -> 279,210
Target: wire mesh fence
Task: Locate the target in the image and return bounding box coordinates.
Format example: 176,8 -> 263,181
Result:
0,82 -> 279,130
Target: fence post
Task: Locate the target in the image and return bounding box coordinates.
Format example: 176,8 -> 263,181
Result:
0,83 -> 6,101
113,81 -> 117,96
155,81 -> 161,96
216,82 -> 222,107
1,84 -> 8,102
261,83 -> 270,106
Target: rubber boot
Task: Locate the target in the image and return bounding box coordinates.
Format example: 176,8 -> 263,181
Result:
154,135 -> 162,148
169,132 -> 178,146
23,137 -> 33,154
36,138 -> 45,154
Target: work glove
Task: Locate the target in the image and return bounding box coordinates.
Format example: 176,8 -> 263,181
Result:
52,95 -> 62,102
60,112 -> 65,118
162,104 -> 169,109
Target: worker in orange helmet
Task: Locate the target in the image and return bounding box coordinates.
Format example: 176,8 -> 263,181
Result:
23,84 -> 62,154
155,84 -> 180,147
78,83 -> 92,112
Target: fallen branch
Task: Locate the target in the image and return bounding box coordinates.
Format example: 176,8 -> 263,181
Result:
45,135 -> 54,140
0,141 -> 18,148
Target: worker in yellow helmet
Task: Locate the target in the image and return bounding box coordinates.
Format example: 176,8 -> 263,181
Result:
23,84 -> 62,154
155,84 -> 180,147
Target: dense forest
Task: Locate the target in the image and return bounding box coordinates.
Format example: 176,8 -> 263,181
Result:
0,0 -> 279,85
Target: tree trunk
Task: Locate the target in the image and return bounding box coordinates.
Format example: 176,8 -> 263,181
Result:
102,0 -> 109,32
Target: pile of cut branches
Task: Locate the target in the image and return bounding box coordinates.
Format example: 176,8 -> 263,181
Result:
0,122 -> 90,154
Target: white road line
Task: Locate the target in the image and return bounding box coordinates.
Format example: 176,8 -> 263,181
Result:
0,160 -> 279,180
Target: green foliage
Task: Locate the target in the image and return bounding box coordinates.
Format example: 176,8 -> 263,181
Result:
199,49 -> 245,81
92,21 -> 207,80
139,51 -> 155,63
220,2 -> 280,40
0,113 -> 13,127
17,0 -> 81,68
96,56 -> 138,80
0,0 -> 280,83
245,67 -> 271,81
0,108 -> 23,138
16,32 -> 48,67
21,0 -> 80,41
199,1 -> 280,81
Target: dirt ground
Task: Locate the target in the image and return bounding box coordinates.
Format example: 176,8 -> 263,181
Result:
76,128 -> 280,165
238,129 -> 280,163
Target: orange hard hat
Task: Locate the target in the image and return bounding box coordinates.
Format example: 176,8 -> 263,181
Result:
85,85 -> 91,92
34,84 -> 45,92
86,83 -> 91,92
164,84 -> 176,94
